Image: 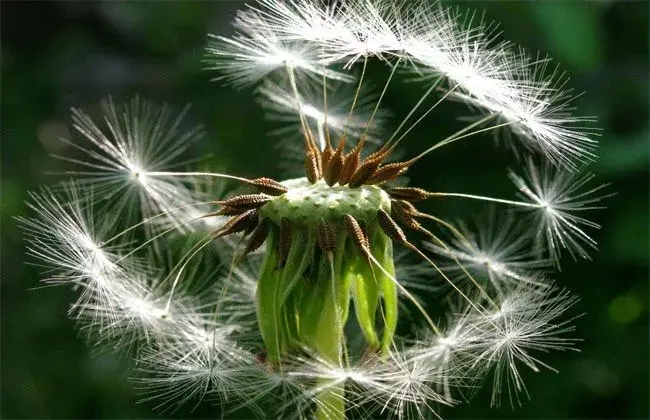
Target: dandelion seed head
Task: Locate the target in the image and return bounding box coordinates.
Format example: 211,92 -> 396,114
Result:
20,0 -> 604,416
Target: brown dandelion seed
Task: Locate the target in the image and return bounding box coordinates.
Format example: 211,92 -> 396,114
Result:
308,131 -> 323,170
321,144 -> 335,175
277,218 -> 292,266
388,187 -> 433,202
247,178 -> 287,196
365,146 -> 391,163
243,215 -> 260,235
366,161 -> 410,185
339,145 -> 361,186
305,149 -> 321,184
216,194 -> 271,211
239,220 -> 270,261
214,209 -> 259,239
377,209 -> 409,246
392,201 -> 423,232
216,206 -> 247,216
317,219 -> 337,258
392,199 -> 420,217
344,214 -> 370,257
348,155 -> 384,188
324,140 -> 345,186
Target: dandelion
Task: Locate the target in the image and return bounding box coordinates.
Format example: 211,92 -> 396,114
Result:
20,1 -> 607,419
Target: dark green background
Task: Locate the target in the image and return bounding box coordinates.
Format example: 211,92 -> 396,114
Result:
2,1 -> 648,419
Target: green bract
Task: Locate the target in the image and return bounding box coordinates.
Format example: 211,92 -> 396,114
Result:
256,177 -> 397,364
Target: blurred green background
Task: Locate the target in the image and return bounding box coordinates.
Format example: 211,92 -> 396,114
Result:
2,1 -> 648,419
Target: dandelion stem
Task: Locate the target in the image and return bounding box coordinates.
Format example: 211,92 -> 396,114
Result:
314,254 -> 346,420
329,255 -> 349,366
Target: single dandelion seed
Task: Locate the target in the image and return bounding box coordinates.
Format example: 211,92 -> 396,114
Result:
425,206 -> 553,295
508,159 -> 611,263
55,97 -> 212,232
467,283 -> 580,407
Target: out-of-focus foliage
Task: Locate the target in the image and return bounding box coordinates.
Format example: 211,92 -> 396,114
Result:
1,1 -> 648,419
